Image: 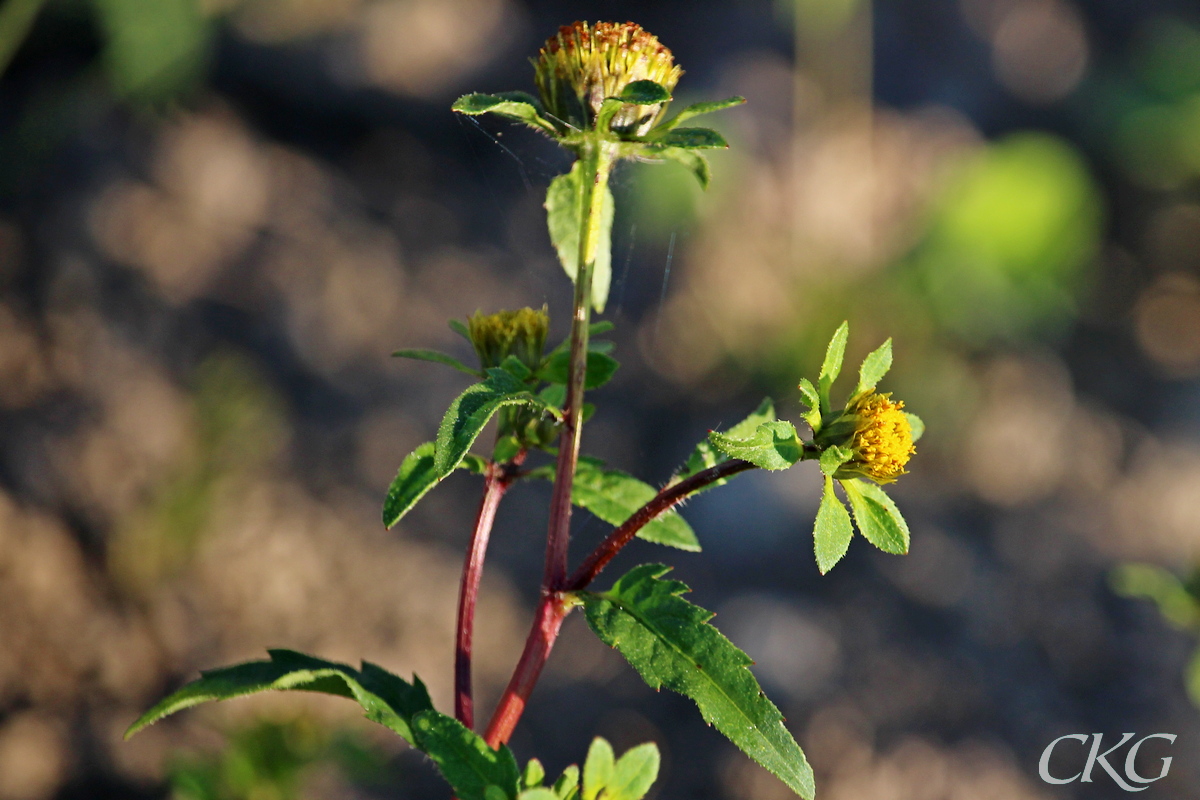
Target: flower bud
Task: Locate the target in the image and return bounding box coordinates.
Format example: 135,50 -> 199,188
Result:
834,392 -> 916,484
467,307 -> 550,371
534,21 -> 682,135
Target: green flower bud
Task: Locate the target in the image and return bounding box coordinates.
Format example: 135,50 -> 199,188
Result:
466,306 -> 550,371
534,21 -> 682,135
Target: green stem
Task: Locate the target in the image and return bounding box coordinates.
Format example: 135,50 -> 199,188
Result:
0,0 -> 47,79
541,139 -> 616,590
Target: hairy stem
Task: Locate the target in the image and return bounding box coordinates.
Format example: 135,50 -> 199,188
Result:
543,140 -> 616,590
455,454 -> 524,729
567,459 -> 756,590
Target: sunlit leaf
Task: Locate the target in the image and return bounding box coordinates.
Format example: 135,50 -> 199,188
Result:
840,479 -> 909,554
452,93 -> 557,135
435,370 -> 557,477
709,420 -> 802,471
854,338 -> 893,395
546,161 -> 616,312
411,711 -> 521,800
656,96 -> 745,132
814,476 -> 853,574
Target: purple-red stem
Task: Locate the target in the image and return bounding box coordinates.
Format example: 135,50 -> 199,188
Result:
482,458 -> 756,747
455,455 -> 523,729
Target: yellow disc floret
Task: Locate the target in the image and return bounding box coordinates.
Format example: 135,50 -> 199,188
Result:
534,21 -> 682,135
847,393 -> 915,483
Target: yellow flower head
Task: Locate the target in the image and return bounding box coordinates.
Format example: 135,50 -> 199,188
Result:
845,393 -> 915,484
467,306 -> 549,370
534,21 -> 682,135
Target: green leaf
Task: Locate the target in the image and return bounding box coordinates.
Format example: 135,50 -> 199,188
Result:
840,479 -> 909,554
709,420 -> 802,471
814,476 -> 853,575
488,788 -> 510,800
552,766 -> 580,800
904,412 -> 925,443
818,445 -> 852,477
528,461 -> 700,551
452,93 -> 557,135
125,650 -> 432,744
523,759 -> 547,789
450,318 -> 472,342
499,354 -> 534,382
519,790 -> 562,800
818,322 -> 849,401
656,96 -> 746,132
582,565 -> 814,799
545,322 -> 614,359
392,348 -> 482,377
94,0 -> 210,101
854,338 -> 893,395
677,399 -> 776,489
656,127 -> 729,150
582,738 -> 614,800
606,742 -> 660,800
1187,646 -> 1200,707
384,443 -> 437,528
411,711 -> 521,800
538,350 -> 620,390
435,370 -> 556,478
618,80 -> 672,104
546,161 -> 616,313
650,146 -> 712,190
461,454 -> 489,474
797,378 -> 822,431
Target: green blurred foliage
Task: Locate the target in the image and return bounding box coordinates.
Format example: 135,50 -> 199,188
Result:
92,0 -> 211,100
111,351 -> 286,593
910,132 -> 1103,345
168,717 -> 388,800
1113,18 -> 1200,188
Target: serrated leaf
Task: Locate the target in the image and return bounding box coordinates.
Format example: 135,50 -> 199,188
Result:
818,445 -> 852,477
656,96 -> 746,132
819,322 -> 849,396
452,93 -> 556,135
709,420 -> 802,471
528,461 -> 700,551
547,161 -> 615,313
797,378 -> 822,431
582,738 -> 614,800
412,711 -> 521,800
606,742 -> 660,800
581,565 -> 814,799
904,412 -> 925,443
538,350 -> 620,390
384,443 -> 437,528
435,371 -> 555,478
840,479 -> 909,554
125,650 -> 432,744
649,145 -> 712,189
656,127 -> 728,150
854,339 -> 892,395
391,348 -> 482,377
676,399 -> 775,489
814,476 -> 853,574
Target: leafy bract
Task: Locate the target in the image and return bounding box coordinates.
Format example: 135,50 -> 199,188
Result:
527,460 -> 699,551
392,348 -> 482,377
656,96 -> 745,132
435,370 -> 556,478
819,322 -> 849,404
452,93 -> 556,136
677,399 -> 775,488
582,738 -> 614,800
410,710 -> 521,800
538,350 -> 620,390
840,478 -> 909,554
125,650 -> 432,745
582,564 -> 815,799
656,127 -> 728,150
854,338 -> 893,395
649,145 -> 712,189
904,412 -> 925,443
547,160 -> 616,313
814,476 -> 853,574
818,445 -> 852,477
709,420 -> 803,471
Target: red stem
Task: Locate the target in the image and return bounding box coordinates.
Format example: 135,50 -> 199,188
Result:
454,455 -> 523,729
566,459 -> 755,591
481,458 -> 756,746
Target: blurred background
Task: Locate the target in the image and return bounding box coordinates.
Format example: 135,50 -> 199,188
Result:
2,0 -> 1200,798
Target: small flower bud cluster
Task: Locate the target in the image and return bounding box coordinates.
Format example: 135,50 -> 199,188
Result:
467,307 -> 549,371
